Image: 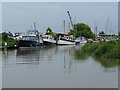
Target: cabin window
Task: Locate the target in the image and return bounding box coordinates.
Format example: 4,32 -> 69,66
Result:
31,37 -> 35,40
26,37 -> 29,40
35,37 -> 38,40
22,37 -> 25,40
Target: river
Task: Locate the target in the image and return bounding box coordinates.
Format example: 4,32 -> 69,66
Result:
2,44 -> 118,88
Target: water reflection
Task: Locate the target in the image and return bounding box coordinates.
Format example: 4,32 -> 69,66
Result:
56,45 -> 76,73
2,44 -> 118,73
2,49 -> 17,65
93,56 -> 118,72
74,50 -> 89,60
73,47 -> 118,72
16,47 -> 57,64
2,45 -> 118,88
93,56 -> 118,68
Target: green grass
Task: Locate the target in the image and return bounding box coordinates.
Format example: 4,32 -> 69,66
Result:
1,33 -> 16,47
82,41 -> 119,59
81,40 -> 119,67
2,38 -> 16,47
6,38 -> 16,47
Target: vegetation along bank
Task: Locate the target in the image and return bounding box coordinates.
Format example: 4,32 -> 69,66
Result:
1,32 -> 16,47
81,41 -> 119,59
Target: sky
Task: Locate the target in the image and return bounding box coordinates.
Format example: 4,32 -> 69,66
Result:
2,2 -> 118,34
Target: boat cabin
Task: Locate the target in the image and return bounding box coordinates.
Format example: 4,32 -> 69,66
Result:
22,36 -> 39,41
42,35 -> 54,40
26,30 -> 39,35
61,35 -> 74,41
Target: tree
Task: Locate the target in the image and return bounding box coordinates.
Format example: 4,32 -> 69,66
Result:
69,23 -> 95,38
99,31 -> 105,34
68,29 -> 76,36
2,32 -> 16,46
2,32 -> 8,41
45,27 -> 54,37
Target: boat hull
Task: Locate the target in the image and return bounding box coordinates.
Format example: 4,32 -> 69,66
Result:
18,40 -> 43,47
80,40 -> 87,44
43,39 -> 56,45
57,39 -> 76,45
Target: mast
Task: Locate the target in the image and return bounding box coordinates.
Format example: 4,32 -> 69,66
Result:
31,25 -> 33,30
36,21 -> 37,30
34,22 -> 36,30
96,26 -> 98,35
64,20 -> 65,33
34,21 -> 37,30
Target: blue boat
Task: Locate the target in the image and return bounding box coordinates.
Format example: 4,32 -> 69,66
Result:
18,30 -> 43,47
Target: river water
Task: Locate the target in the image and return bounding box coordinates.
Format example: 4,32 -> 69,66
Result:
2,44 -> 118,88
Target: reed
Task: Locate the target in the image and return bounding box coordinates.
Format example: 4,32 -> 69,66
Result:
81,41 -> 119,59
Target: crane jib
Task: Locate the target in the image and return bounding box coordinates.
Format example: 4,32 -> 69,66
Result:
67,11 -> 74,29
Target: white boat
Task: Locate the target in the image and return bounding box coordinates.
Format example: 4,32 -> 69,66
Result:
75,36 -> 87,44
75,37 -> 81,44
80,40 -> 87,44
42,35 -> 56,45
57,35 -> 76,45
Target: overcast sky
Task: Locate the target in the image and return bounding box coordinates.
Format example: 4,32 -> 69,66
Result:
2,2 -> 118,34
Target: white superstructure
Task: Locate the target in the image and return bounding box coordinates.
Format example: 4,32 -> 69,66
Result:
42,35 -> 56,44
57,35 -> 76,45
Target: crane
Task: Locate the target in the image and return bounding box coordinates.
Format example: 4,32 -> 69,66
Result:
67,11 -> 74,30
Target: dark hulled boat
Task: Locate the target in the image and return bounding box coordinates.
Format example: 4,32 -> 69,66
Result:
18,30 -> 43,47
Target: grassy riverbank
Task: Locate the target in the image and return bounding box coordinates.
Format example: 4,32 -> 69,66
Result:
74,41 -> 119,68
2,38 -> 16,47
0,33 -> 16,47
82,41 -> 119,59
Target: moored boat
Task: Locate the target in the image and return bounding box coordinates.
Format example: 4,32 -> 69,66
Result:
18,30 -> 43,47
57,35 -> 76,45
75,36 -> 87,44
42,35 -> 56,45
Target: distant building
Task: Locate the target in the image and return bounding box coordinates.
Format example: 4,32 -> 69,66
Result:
98,34 -> 115,37
97,34 -> 116,40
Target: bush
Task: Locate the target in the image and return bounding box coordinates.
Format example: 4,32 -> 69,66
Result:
2,38 -> 16,47
81,41 -> 119,59
2,32 -> 16,47
80,41 -> 119,68
94,44 -> 113,57
82,43 -> 92,53
6,38 -> 16,47
2,32 -> 8,41
82,43 -> 100,54
102,48 -> 118,59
